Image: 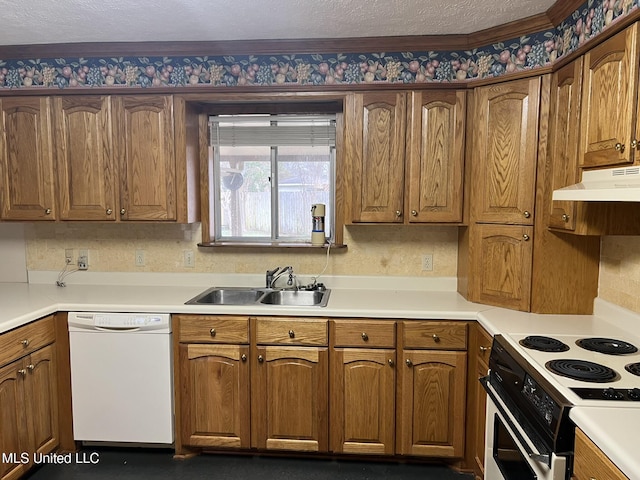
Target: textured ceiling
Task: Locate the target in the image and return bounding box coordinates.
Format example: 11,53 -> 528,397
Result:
1,0 -> 557,46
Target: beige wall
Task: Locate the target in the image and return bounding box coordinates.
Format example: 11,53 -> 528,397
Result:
25,223 -> 459,278
599,236 -> 640,314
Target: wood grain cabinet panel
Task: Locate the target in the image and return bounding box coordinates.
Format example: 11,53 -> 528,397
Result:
472,78 -> 540,225
113,95 -> 177,221
52,96 -> 116,220
177,315 -> 249,344
397,349 -> 467,458
579,23 -> 640,168
407,90 -> 465,223
0,97 -> 55,220
573,428 -> 628,480
0,360 -> 29,480
179,343 -> 250,449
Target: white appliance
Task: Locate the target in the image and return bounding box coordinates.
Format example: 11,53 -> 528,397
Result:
68,312 -> 174,444
552,165 -> 640,201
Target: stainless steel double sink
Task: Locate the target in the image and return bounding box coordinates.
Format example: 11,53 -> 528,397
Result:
185,286 -> 330,307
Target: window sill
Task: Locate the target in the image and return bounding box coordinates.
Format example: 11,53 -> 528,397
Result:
198,241 -> 347,250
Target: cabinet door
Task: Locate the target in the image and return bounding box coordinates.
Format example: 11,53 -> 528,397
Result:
330,348 -> 395,455
472,78 -> 540,225
53,96 -> 116,220
0,97 -> 55,220
24,345 -> 58,456
580,24 -> 640,168
407,90 -> 465,223
252,346 -> 328,452
471,224 -> 533,311
348,92 -> 406,223
548,59 -> 582,231
0,360 -> 29,480
179,344 -> 250,449
114,95 -> 176,221
472,356 -> 489,479
397,349 -> 467,458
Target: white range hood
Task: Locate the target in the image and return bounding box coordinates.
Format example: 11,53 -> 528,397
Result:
552,165 -> 640,202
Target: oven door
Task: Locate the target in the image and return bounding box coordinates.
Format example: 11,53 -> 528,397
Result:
482,378 -> 568,480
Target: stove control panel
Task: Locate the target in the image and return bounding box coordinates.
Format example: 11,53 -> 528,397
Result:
572,387 -> 640,401
522,374 -> 559,426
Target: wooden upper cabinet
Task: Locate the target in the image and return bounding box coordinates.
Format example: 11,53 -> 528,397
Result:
407,90 -> 465,223
472,78 -> 540,225
580,23 -> 640,168
113,95 -> 176,221
348,92 -> 407,223
53,96 -> 116,221
547,59 -> 582,232
471,223 -> 533,312
0,97 -> 56,220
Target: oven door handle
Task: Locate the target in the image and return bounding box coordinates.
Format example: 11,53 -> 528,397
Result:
480,376 -> 551,465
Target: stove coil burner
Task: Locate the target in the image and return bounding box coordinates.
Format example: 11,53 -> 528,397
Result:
576,337 -> 638,355
625,363 -> 640,377
519,335 -> 570,352
546,359 -> 619,383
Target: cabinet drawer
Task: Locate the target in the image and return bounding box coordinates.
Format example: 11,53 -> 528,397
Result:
332,320 -> 395,348
0,315 -> 55,367
256,317 -> 327,346
573,428 -> 628,480
178,315 -> 249,344
402,321 -> 467,350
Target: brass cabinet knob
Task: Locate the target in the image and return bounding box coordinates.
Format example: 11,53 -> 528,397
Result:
106,208 -> 113,215
405,359 -> 413,367
632,139 -> 639,149
523,211 -> 531,218
523,234 -> 530,241
120,208 -> 126,215
479,346 -> 490,353
209,328 -> 216,337
44,208 -> 52,215
258,355 -> 264,363
17,369 -> 27,376
615,142 -> 625,152
21,339 -> 29,347
241,354 -> 247,362
411,210 -> 418,216
361,332 -> 368,341
561,214 -> 570,222
388,359 -> 394,367
432,334 -> 440,343
26,364 -> 34,371
395,210 -> 402,217
288,329 -> 295,338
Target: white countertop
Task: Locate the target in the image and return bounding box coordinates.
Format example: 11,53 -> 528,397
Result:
1,272 -> 639,478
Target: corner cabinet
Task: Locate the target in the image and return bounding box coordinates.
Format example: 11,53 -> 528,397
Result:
396,321 -> 467,458
0,316 -> 59,480
572,428 -> 627,480
0,97 -> 56,221
346,90 -> 465,224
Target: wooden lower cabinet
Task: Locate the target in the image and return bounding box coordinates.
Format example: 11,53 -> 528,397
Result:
573,428 -> 628,480
397,349 -> 467,457
0,343 -> 58,480
179,343 -> 250,449
330,348 -> 396,455
251,345 -> 328,452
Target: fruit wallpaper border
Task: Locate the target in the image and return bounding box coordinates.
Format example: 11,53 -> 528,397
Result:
0,0 -> 636,90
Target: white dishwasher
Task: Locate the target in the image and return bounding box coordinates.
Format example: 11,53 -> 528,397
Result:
68,312 -> 174,444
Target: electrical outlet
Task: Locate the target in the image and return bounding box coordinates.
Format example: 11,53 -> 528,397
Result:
78,249 -> 89,270
65,248 -> 74,265
421,254 -> 433,272
135,250 -> 145,267
184,250 -> 195,268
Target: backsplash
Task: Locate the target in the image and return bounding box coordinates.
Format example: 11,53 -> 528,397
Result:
24,223 -> 458,278
599,236 -> 640,314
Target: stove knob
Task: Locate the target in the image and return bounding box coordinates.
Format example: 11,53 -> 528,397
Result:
628,388 -> 640,401
603,387 -> 623,400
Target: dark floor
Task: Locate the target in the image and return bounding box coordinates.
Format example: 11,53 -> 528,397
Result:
25,448 -> 473,480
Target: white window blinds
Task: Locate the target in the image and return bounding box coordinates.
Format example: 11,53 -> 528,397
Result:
209,114 -> 336,147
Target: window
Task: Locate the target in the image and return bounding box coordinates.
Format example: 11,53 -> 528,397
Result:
208,114 -> 336,245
